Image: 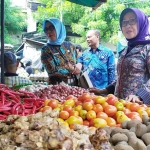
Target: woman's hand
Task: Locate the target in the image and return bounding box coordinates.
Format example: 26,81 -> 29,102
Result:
88,87 -> 108,95
125,94 -> 143,104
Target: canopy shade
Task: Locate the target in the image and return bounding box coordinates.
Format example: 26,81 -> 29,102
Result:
67,0 -> 107,7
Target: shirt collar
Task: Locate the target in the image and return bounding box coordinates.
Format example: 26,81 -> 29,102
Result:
89,45 -> 101,52
4,73 -> 18,76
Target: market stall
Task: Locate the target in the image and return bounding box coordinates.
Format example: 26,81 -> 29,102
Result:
0,83 -> 150,149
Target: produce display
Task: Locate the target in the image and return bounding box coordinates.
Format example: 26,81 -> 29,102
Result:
0,83 -> 150,149
102,115 -> 150,149
0,84 -> 44,120
0,109 -> 113,149
21,83 -> 89,101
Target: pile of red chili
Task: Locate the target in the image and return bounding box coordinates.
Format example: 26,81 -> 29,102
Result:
0,84 -> 44,120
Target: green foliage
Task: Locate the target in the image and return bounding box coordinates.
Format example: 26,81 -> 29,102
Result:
34,0 -> 150,46
4,0 -> 27,44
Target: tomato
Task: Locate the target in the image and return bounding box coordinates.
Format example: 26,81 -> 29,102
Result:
81,93 -> 93,102
146,107 -> 150,117
78,96 -> 83,102
39,107 -> 43,112
89,118 -> 94,127
104,105 -> 117,117
94,96 -> 106,104
69,110 -> 79,117
119,99 -> 126,106
69,124 -> 75,129
101,102 -> 108,109
59,111 -> 70,120
86,110 -> 96,121
48,99 -> 58,109
75,101 -> 83,106
83,102 -> 93,111
138,109 -> 148,118
67,116 -> 80,125
129,115 -> 142,122
106,94 -> 118,105
127,112 -> 140,118
74,105 -> 83,112
77,116 -> 83,125
63,105 -> 73,113
93,118 -> 107,128
117,114 -> 130,124
106,117 -> 116,127
64,99 -> 75,107
79,110 -> 87,120
83,99 -> 95,105
44,99 -> 51,106
125,102 -> 132,109
96,112 -> 108,120
116,111 -> 125,118
42,106 -> 52,112
115,101 -> 124,111
83,120 -> 90,126
66,95 -> 75,100
130,103 -> 140,112
116,124 -> 122,128
123,108 -> 131,116
92,104 -> 103,114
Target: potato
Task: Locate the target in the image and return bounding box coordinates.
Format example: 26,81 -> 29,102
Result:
142,115 -> 149,125
136,140 -> 147,150
127,120 -> 141,129
114,144 -> 134,150
102,127 -> 113,135
142,133 -> 150,145
128,137 -> 138,149
124,131 -> 136,139
111,133 -> 128,145
135,123 -> 147,138
147,124 -> 150,133
111,128 -> 129,136
129,127 -> 136,133
121,121 -> 129,129
147,144 -> 150,150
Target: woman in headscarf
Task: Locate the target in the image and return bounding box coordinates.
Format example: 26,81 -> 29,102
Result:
41,18 -> 77,85
89,8 -> 150,105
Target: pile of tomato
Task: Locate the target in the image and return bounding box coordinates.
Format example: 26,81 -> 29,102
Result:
40,93 -> 150,129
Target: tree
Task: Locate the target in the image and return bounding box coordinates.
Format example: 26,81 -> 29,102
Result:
34,0 -> 150,47
3,0 -> 27,44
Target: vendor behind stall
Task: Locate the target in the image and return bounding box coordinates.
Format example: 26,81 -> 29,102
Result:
1,51 -> 32,88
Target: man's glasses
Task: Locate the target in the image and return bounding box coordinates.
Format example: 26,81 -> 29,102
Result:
44,25 -> 55,32
122,18 -> 137,27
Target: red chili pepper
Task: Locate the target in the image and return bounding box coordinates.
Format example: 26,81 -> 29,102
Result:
0,114 -> 7,120
23,104 -> 33,109
1,92 -> 5,105
7,96 -> 20,103
12,103 -> 21,114
0,106 -> 12,112
0,84 -> 10,89
3,111 -> 11,115
18,90 -> 37,98
31,105 -> 37,114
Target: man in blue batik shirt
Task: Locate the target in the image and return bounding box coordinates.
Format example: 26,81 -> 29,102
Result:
72,29 -> 116,89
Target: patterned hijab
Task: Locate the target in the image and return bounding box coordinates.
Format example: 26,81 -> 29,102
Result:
120,8 -> 150,47
43,18 -> 66,45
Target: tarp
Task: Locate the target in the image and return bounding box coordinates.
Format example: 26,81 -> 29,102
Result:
67,0 -> 107,7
